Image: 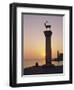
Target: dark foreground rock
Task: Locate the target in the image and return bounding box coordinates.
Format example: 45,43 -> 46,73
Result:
24,64 -> 63,75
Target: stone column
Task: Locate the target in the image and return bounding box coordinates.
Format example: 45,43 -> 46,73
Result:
44,30 -> 52,65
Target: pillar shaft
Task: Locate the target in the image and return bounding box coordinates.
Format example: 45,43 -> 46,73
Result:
44,31 -> 52,65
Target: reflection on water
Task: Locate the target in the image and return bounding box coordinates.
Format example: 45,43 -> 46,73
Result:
24,59 -> 63,68
51,61 -> 63,66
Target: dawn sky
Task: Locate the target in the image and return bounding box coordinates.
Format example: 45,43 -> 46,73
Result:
22,14 -> 63,68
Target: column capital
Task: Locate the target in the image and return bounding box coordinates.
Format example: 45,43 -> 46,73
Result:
44,31 -> 52,37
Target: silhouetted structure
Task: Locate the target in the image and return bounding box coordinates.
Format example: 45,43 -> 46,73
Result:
44,21 -> 52,65
57,51 -> 63,61
35,62 -> 39,67
44,21 -> 51,29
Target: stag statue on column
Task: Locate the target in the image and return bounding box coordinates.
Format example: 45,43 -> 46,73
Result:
44,21 -> 51,30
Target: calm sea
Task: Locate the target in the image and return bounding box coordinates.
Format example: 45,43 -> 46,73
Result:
23,59 -> 63,68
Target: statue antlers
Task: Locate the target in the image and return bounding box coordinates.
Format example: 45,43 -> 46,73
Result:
44,21 -> 51,30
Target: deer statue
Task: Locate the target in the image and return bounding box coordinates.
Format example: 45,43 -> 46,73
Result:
44,21 -> 51,30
